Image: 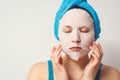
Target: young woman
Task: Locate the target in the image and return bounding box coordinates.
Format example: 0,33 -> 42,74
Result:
27,0 -> 120,80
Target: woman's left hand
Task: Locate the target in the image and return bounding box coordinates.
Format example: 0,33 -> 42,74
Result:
82,42 -> 103,80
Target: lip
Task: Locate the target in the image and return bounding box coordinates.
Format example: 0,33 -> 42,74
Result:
69,46 -> 82,51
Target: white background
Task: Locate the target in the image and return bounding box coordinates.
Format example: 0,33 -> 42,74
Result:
0,0 -> 120,80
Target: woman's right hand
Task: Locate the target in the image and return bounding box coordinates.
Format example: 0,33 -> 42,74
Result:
50,45 -> 69,80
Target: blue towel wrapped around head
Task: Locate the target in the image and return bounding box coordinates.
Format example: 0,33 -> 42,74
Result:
54,0 -> 101,40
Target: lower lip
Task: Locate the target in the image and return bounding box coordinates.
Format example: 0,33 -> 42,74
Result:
70,47 -> 81,51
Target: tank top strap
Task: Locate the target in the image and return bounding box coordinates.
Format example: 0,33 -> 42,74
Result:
48,60 -> 54,80
95,63 -> 102,80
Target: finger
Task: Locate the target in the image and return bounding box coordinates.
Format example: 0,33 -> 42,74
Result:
50,46 -> 56,59
55,45 -> 62,63
89,52 -> 94,63
90,45 -> 99,59
93,42 -> 103,60
54,45 -> 62,57
93,42 -> 100,54
91,48 -> 102,63
92,42 -> 101,60
57,54 -> 63,65
91,52 -> 100,64
97,42 -> 103,58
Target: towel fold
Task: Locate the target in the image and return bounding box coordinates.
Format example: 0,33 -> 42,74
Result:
54,0 -> 100,40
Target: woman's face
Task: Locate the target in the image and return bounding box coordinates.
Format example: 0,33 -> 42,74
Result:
59,9 -> 95,61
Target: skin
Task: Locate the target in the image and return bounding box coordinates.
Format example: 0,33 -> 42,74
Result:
27,9 -> 120,80
58,9 -> 94,61
27,43 -> 120,80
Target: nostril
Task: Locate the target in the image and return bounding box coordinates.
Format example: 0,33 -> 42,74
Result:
72,40 -> 81,43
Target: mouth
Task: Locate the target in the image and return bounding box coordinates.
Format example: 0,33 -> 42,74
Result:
69,46 -> 82,51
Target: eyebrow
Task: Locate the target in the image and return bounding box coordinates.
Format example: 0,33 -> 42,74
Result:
64,25 -> 72,27
79,25 -> 94,29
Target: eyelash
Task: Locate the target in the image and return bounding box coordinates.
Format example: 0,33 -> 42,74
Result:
63,28 -> 90,33
63,27 -> 72,33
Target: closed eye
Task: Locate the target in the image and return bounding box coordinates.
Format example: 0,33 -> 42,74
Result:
79,27 -> 90,33
63,26 -> 72,33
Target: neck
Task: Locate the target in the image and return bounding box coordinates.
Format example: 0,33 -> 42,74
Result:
62,54 -> 89,80
63,54 -> 89,70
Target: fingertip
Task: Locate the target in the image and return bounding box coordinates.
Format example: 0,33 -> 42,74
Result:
59,45 -> 63,50
52,46 -> 55,51
89,46 -> 92,49
59,45 -> 62,49
97,42 -> 101,47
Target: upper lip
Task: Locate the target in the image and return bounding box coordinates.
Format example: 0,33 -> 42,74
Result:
69,46 -> 82,50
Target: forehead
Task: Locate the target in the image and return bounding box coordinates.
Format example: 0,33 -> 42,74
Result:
59,8 -> 93,27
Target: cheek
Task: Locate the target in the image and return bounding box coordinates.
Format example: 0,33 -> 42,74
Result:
59,38 -> 69,51
59,33 -> 72,49
59,31 -> 72,42
81,32 -> 94,46
59,33 -> 68,45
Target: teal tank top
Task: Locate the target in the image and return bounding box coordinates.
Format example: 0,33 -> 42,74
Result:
48,60 -> 102,80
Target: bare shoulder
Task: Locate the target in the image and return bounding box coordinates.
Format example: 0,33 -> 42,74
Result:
100,64 -> 120,80
27,61 -> 48,80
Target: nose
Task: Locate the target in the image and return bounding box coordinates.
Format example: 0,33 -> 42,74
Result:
72,39 -> 81,43
72,30 -> 81,43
